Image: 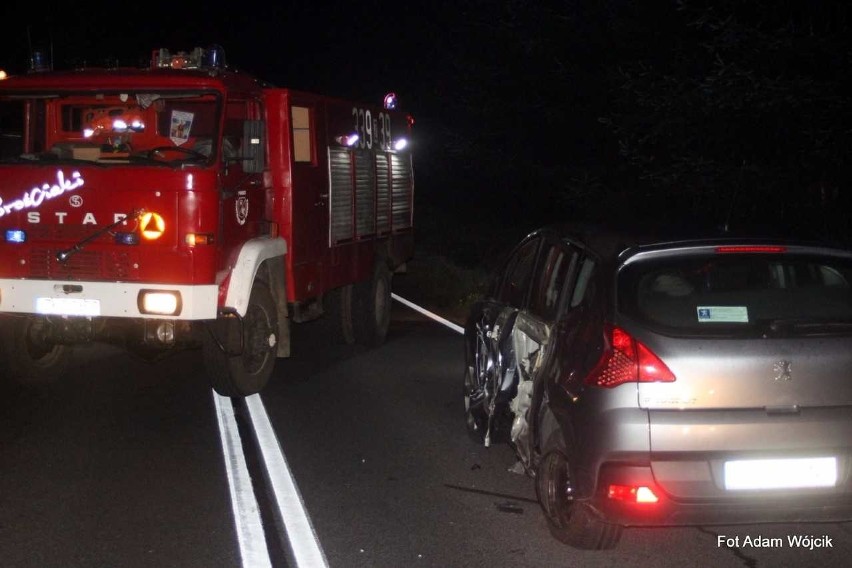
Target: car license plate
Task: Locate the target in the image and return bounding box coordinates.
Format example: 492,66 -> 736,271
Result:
35,297 -> 101,316
724,457 -> 837,490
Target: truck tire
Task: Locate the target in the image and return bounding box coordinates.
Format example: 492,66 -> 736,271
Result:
322,284 -> 355,345
0,316 -> 72,385
352,261 -> 392,347
204,283 -> 278,397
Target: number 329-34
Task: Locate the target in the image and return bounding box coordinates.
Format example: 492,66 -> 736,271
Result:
352,107 -> 392,151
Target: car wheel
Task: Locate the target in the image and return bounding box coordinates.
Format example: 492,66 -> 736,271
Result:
204,283 -> 278,397
353,261 -> 392,347
464,317 -> 511,445
0,316 -> 72,385
464,365 -> 488,443
536,451 -> 622,550
465,317 -> 491,442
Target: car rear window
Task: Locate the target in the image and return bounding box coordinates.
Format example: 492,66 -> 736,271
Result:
618,252 -> 852,337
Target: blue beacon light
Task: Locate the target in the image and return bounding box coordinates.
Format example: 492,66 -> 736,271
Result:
5,230 -> 27,243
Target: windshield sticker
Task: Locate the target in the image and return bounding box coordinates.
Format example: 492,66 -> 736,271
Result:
169,110 -> 194,146
0,170 -> 85,218
697,306 -> 749,323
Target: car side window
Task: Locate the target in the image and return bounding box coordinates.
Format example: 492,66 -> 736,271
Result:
498,238 -> 540,308
529,243 -> 579,321
570,257 -> 597,308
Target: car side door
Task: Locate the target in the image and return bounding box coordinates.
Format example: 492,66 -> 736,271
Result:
552,249 -> 601,401
467,235 -> 542,405
514,239 -> 581,380
509,239 -> 581,463
465,235 -> 543,444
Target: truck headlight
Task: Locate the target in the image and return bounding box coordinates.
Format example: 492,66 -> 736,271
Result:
138,290 -> 182,315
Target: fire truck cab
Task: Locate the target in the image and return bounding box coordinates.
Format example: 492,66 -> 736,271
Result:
0,47 -> 414,396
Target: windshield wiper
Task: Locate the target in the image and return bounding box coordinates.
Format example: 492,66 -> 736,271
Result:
56,208 -> 144,263
132,146 -> 209,164
46,157 -> 107,168
127,154 -> 178,168
12,153 -> 107,168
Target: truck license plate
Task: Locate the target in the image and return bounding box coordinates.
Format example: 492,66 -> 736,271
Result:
724,457 -> 837,490
35,297 -> 101,316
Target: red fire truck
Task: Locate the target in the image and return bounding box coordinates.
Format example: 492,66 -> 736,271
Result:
0,47 -> 414,396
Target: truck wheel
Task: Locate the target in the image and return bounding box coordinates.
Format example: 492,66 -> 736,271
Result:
352,262 -> 392,347
322,284 -> 355,345
204,283 -> 278,397
0,317 -> 72,385
536,450 -> 622,550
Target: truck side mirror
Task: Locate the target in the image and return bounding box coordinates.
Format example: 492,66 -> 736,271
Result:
241,120 -> 265,173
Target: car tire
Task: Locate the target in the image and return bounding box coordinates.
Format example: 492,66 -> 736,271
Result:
352,261 -> 392,347
464,365 -> 488,442
536,450 -> 622,550
204,283 -> 278,397
464,317 -> 513,445
0,316 -> 72,385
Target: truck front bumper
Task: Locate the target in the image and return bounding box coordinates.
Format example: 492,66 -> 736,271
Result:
0,279 -> 218,320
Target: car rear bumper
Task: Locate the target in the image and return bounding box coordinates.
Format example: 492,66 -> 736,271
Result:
564,401 -> 852,526
590,462 -> 852,527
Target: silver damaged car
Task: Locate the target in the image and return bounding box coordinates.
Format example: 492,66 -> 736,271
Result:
463,226 -> 852,549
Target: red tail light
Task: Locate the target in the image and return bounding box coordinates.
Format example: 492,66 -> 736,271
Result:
585,325 -> 676,388
607,484 -> 659,504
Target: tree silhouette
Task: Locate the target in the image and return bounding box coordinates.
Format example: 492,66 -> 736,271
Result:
602,0 -> 852,239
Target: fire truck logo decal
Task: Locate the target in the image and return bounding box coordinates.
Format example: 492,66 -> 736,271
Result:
0,170 -> 85,218
69,195 -> 84,208
235,196 -> 249,226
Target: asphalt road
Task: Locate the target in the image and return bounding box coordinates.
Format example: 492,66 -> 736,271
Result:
2,300 -> 852,567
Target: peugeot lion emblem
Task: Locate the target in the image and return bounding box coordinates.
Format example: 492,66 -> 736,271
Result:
773,360 -> 793,381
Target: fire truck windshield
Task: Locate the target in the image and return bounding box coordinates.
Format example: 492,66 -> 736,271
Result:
0,91 -> 222,168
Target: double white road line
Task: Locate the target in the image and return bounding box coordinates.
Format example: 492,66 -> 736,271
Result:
214,393 -> 329,568
214,294 -> 463,567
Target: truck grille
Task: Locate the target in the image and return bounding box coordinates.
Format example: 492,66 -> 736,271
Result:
28,248 -> 139,281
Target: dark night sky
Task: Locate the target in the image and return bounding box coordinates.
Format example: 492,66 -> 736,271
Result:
4,1 -> 852,262
1,1 -> 443,101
